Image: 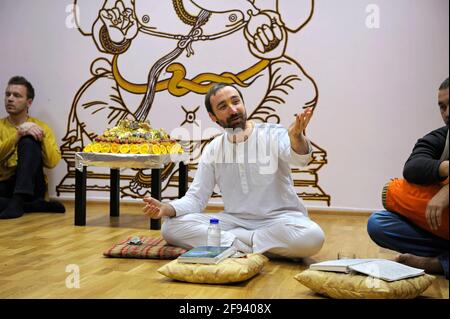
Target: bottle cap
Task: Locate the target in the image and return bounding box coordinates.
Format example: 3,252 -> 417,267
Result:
209,218 -> 219,224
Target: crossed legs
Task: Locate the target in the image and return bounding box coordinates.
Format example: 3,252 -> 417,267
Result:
161,212 -> 325,259
368,210 -> 449,279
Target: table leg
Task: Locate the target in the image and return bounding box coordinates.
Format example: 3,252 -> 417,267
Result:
75,166 -> 87,226
150,168 -> 161,230
110,169 -> 120,217
178,162 -> 188,198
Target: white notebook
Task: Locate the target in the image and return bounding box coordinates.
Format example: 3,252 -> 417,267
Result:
310,259 -> 425,282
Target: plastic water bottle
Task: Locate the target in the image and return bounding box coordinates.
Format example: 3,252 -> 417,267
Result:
207,218 -> 221,246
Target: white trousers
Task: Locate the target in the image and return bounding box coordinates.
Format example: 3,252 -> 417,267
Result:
161,212 -> 325,259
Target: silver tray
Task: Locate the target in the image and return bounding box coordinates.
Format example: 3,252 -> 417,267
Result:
75,152 -> 189,171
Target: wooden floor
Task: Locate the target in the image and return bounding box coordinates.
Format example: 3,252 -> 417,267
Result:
0,201 -> 448,299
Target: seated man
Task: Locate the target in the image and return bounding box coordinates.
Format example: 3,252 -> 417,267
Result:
368,77 -> 449,279
0,76 -> 65,219
142,83 -> 325,259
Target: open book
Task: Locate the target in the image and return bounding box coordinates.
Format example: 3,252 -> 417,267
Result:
177,246 -> 237,264
309,259 -> 425,282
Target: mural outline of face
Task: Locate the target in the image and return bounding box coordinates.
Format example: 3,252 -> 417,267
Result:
208,86 -> 247,131
4,84 -> 31,116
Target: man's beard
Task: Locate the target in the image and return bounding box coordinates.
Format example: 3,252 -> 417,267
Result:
218,112 -> 247,131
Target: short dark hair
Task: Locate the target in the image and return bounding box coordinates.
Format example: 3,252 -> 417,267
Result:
205,83 -> 245,115
8,76 -> 35,100
439,77 -> 449,91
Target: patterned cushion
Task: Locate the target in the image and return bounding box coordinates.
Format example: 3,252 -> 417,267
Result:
103,236 -> 187,259
295,269 -> 435,299
158,253 -> 268,284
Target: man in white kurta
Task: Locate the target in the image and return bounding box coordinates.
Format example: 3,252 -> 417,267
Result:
143,84 -> 324,258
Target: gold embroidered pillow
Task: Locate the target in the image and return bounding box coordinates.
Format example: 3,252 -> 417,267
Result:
294,269 -> 435,299
157,253 -> 268,284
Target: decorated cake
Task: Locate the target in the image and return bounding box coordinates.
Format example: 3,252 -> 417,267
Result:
83,119 -> 184,155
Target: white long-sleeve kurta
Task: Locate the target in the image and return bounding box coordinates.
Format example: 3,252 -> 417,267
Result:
170,123 -> 312,219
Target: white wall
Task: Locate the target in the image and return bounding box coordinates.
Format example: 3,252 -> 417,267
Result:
0,0 -> 448,212
298,0 -> 449,210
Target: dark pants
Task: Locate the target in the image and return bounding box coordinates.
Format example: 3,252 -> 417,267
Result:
367,210 -> 449,279
0,136 -> 46,200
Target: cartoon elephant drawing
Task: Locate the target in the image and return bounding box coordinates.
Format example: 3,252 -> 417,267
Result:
58,0 -> 329,205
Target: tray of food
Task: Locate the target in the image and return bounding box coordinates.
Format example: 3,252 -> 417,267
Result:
75,119 -> 188,170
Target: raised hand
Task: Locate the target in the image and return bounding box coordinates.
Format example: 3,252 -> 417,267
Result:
99,0 -> 138,44
289,107 -> 313,138
244,10 -> 287,59
288,107 -> 313,155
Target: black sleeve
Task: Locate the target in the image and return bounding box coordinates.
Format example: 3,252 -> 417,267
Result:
403,126 -> 448,185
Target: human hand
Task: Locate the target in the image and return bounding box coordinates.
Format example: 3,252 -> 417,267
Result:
439,160 -> 449,178
142,195 -> 176,219
426,185 -> 449,231
244,10 -> 287,59
99,0 -> 138,44
17,122 -> 45,141
288,107 -> 313,139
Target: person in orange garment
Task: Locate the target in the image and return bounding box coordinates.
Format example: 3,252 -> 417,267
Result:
368,77 -> 449,279
0,76 -> 65,219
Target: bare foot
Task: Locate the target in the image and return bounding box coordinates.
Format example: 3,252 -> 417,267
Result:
395,253 -> 443,274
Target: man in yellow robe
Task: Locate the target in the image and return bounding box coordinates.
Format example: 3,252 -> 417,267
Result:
0,76 -> 65,219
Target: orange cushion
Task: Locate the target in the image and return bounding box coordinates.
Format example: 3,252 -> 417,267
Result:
383,178 -> 448,240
